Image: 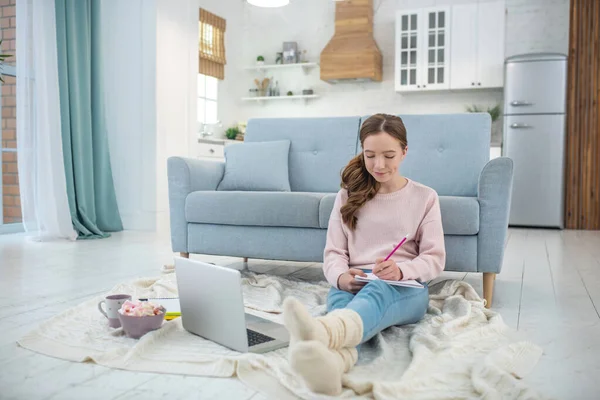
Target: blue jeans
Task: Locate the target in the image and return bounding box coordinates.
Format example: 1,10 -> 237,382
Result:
327,280 -> 429,343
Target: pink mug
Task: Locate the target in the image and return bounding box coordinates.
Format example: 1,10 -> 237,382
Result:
98,294 -> 132,328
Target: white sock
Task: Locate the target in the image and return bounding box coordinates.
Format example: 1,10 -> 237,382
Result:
283,297 -> 329,345
283,297 -> 364,349
289,340 -> 358,396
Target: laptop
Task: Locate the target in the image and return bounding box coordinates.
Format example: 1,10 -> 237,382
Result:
174,257 -> 290,353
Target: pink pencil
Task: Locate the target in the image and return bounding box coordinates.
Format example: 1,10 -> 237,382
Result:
384,234 -> 409,261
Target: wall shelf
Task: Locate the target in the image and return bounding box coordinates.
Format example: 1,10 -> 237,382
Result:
241,94 -> 319,105
244,62 -> 318,75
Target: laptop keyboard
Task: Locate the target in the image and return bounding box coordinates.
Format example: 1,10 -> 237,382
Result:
247,329 -> 275,347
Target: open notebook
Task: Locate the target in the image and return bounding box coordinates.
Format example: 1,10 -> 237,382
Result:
354,273 -> 424,288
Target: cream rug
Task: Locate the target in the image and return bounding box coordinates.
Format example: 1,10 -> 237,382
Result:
18,271 -> 545,399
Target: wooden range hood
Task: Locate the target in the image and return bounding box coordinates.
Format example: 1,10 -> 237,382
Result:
320,0 -> 383,83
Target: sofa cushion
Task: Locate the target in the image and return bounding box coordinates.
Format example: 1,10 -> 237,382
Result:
439,196 -> 479,235
186,192 -> 478,233
217,140 -> 291,192
316,194 -> 479,234
245,117 -> 360,192
319,193 -> 337,228
185,191 -> 328,228
444,235 -> 478,272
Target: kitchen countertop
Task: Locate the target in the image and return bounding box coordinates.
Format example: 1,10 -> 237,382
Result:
197,137 -> 240,145
198,137 -> 225,145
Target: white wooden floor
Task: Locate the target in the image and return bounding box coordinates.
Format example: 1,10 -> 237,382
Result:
0,228 -> 599,399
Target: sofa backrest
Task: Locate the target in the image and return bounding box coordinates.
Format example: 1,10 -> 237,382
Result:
358,113 -> 491,197
245,117 -> 361,192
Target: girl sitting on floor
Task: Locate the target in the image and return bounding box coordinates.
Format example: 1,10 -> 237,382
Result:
283,113 -> 446,395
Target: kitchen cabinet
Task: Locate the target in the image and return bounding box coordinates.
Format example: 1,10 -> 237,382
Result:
450,1 -> 505,89
395,1 -> 505,92
395,7 -> 450,92
196,138 -> 238,161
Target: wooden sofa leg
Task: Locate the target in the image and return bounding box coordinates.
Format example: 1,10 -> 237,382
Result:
180,252 -> 190,259
483,272 -> 496,309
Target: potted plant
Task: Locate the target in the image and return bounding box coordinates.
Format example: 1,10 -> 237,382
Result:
256,55 -> 265,66
466,104 -> 502,146
225,126 -> 241,140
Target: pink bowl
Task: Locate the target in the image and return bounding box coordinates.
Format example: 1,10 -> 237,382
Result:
118,310 -> 165,339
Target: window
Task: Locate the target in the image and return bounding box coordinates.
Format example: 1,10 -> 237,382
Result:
197,74 -> 218,125
1,0 -> 22,233
200,24 -> 214,56
198,9 -> 226,80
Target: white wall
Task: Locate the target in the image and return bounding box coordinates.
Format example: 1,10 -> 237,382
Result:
154,0 -> 244,229
198,0 -> 244,132
101,0 -> 244,231
101,0 -> 158,231
155,0 -> 199,228
231,0 -> 569,124
505,0 -> 570,57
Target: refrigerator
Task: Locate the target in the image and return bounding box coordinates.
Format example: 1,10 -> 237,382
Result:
503,53 -> 568,228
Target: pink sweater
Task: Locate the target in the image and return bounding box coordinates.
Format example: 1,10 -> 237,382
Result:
323,179 -> 446,289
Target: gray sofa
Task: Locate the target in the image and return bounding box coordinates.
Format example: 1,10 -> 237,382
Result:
167,114 -> 513,307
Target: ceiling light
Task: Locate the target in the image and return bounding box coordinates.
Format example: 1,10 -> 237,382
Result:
247,0 -> 290,7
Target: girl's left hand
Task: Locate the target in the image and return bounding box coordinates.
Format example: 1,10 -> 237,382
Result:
373,258 -> 403,281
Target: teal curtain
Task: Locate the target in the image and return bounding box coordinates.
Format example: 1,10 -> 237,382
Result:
55,0 -> 123,239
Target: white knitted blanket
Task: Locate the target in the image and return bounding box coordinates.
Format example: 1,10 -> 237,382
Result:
18,272 -> 544,399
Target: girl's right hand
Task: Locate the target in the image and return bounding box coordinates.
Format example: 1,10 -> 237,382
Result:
337,269 -> 368,294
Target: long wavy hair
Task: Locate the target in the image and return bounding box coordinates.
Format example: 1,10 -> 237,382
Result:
340,114 -> 408,230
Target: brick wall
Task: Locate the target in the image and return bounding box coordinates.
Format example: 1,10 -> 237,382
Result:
1,0 -> 19,224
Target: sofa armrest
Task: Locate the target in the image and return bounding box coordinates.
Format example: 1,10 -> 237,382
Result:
167,156 -> 225,252
477,157 -> 514,273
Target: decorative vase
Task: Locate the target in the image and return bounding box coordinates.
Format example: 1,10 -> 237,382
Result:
283,42 -> 298,64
